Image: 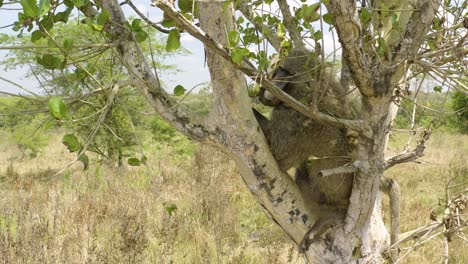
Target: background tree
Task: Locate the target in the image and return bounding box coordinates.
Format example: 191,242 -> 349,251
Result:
1,0 -> 467,263
1,19 -> 188,166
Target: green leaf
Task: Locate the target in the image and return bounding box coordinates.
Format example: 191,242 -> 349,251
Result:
48,97 -> 67,120
73,0 -> 89,8
377,37 -> 387,57
128,157 -> 141,166
0,0 -> 3,8
231,48 -> 249,64
39,16 -> 53,31
62,134 -> 80,152
322,13 -> 333,25
227,31 -> 240,48
97,9 -> 110,26
166,29 -> 181,52
433,86 -> 442,93
161,18 -> 176,28
391,13 -> 399,28
257,51 -> 269,71
38,0 -> 50,16
63,38 -> 73,52
359,9 -> 372,25
276,23 -> 285,38
313,30 -> 322,41
301,3 -> 320,22
53,8 -> 72,23
131,18 -> 141,30
37,54 -> 62,69
20,0 -> 38,17
174,85 -> 186,96
178,0 -> 193,13
134,30 -> 148,42
31,30 -> 43,42
78,153 -> 89,170
280,39 -> 291,49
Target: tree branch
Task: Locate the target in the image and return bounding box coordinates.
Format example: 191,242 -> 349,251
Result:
324,1 -> 373,96
385,124 -> 432,170
393,222 -> 443,246
318,164 -> 356,178
393,0 -> 441,62
276,0 -> 306,51
125,0 -> 171,33
236,2 -> 281,51
153,0 -> 372,136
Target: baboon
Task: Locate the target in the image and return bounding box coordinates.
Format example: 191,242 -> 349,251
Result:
253,50 -> 400,247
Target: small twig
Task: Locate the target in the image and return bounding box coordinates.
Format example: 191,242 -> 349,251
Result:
167,83 -> 206,112
0,76 -> 41,97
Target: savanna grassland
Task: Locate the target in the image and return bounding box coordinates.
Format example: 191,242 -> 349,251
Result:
0,125 -> 467,264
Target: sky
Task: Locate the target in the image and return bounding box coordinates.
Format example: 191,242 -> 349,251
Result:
0,0 -> 337,95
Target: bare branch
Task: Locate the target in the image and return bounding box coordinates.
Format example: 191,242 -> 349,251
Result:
153,0 -> 372,136
318,164 -> 356,178
394,222 -> 443,246
236,2 -> 281,51
385,124 -> 432,170
276,0 -> 306,51
125,0 -> 171,33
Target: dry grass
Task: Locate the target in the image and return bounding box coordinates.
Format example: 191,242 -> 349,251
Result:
0,130 -> 466,263
0,135 -> 302,264
386,131 -> 468,264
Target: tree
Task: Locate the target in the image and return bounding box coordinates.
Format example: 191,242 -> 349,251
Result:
2,0 -> 467,263
1,19 -> 183,166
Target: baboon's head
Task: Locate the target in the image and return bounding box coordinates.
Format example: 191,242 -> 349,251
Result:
259,50 -> 317,107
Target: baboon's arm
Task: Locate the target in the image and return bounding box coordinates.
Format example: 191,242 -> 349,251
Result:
252,108 -> 271,139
